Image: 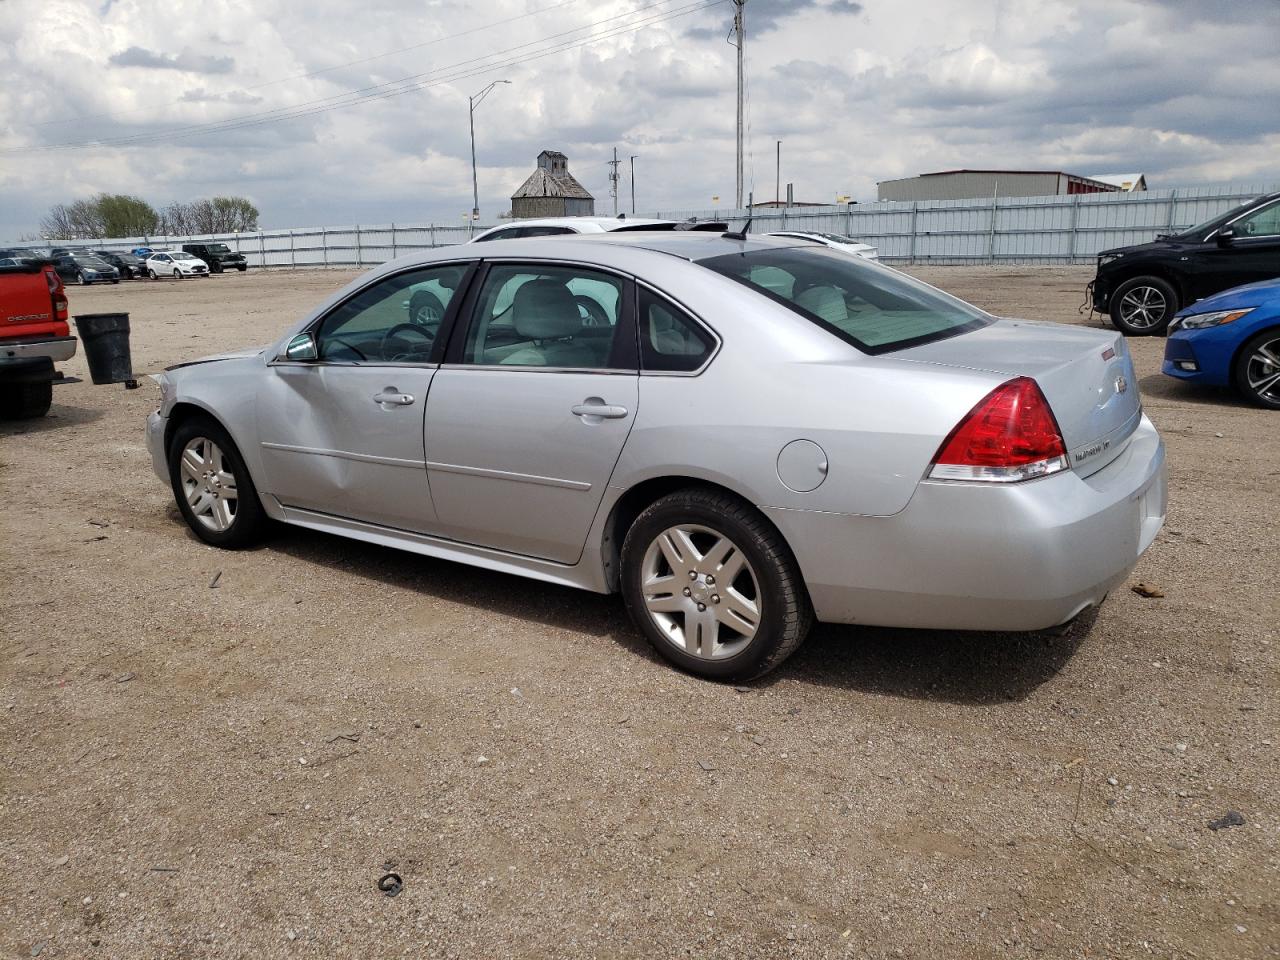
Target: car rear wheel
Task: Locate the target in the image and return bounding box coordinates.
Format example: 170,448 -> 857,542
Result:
1234,328 -> 1280,410
621,488 -> 812,681
408,290 -> 445,328
0,379 -> 52,419
1110,276 -> 1178,335
167,416 -> 269,547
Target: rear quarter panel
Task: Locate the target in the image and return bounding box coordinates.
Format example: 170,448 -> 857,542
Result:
611,267 -> 1004,517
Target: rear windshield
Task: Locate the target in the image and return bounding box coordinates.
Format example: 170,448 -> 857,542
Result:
206,244 -> 231,253
698,247 -> 990,353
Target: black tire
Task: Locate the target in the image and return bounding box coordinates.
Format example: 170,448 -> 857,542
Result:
211,262 -> 223,274
1109,275 -> 1179,336
167,415 -> 270,548
173,269 -> 182,281
0,379 -> 53,419
620,487 -> 813,681
237,265 -> 247,272
148,269 -> 158,280
76,271 -> 87,286
111,278 -> 120,284
1233,327 -> 1280,410
407,290 -> 446,328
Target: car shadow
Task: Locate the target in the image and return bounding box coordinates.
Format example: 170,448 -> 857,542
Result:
0,402 -> 103,436
247,522 -> 1091,705
1139,372 -> 1252,408
758,612 -> 1094,704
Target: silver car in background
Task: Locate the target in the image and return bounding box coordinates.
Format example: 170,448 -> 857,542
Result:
147,233 -> 1166,680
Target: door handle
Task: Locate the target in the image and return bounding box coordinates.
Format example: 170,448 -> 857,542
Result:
571,401 -> 628,419
373,390 -> 415,406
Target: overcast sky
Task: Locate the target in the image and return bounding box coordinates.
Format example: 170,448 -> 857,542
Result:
2,0 -> 1278,239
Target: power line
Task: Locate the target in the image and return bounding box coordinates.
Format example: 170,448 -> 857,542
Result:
10,0 -> 721,155
36,0 -> 585,128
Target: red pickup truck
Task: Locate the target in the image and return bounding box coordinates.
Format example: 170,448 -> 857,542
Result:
0,260 -> 75,418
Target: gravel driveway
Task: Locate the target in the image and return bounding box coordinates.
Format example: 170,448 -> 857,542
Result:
2,266 -> 1275,959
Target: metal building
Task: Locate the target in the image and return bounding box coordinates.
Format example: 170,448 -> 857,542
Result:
877,169 -> 1123,202
511,150 -> 595,218
1088,172 -> 1148,192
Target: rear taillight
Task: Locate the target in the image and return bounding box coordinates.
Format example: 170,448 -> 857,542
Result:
44,267 -> 68,320
929,377 -> 1068,483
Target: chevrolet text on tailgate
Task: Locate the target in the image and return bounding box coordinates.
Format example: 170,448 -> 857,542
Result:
0,259 -> 76,419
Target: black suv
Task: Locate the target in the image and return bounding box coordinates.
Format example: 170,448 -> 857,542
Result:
1091,192 -> 1280,335
181,242 -> 248,273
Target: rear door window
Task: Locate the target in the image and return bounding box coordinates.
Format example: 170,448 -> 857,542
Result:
699,247 -> 990,354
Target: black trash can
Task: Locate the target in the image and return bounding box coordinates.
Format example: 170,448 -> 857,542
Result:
74,313 -> 134,385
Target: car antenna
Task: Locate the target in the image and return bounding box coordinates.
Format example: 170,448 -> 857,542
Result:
722,217 -> 752,241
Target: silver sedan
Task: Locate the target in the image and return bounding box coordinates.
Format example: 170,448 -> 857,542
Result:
146,232 -> 1167,680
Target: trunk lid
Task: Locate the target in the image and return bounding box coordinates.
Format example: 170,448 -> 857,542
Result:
898,319 -> 1142,476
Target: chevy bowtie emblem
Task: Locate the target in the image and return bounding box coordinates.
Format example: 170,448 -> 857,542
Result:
1115,375 -> 1128,394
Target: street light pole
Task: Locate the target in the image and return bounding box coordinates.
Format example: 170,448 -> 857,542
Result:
630,155 -> 638,214
468,80 -> 511,227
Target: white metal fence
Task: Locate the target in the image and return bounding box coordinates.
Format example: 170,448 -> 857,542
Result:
19,181 -> 1277,268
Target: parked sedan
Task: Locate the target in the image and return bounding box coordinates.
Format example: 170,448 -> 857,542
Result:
765,230 -> 879,261
94,250 -> 145,279
146,233 -> 1166,680
53,252 -> 120,285
1164,278 -> 1280,409
145,251 -> 209,279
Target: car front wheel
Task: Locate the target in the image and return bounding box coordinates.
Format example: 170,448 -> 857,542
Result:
1235,328 -> 1280,409
167,416 -> 269,547
621,488 -> 813,681
148,269 -> 158,280
1110,276 -> 1178,335
76,271 -> 87,285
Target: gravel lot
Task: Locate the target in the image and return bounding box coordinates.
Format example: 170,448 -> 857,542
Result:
2,265 -> 1276,959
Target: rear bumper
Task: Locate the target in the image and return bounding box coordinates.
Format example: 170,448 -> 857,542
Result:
0,335 -> 77,365
766,415 -> 1167,631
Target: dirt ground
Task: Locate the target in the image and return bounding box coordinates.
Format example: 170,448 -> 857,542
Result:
2,265 -> 1276,960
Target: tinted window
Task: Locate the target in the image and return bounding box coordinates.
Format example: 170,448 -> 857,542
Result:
520,226 -> 576,238
315,264 -> 470,363
1235,201 -> 1280,238
463,264 -> 625,369
475,227 -> 522,242
699,247 -> 989,354
639,289 -> 715,372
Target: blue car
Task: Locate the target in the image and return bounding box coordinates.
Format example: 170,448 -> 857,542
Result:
1164,278 -> 1280,409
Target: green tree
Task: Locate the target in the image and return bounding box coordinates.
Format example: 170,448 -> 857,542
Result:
95,194 -> 160,237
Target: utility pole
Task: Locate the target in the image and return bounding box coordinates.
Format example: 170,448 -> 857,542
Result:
630,155 -> 638,214
732,0 -> 746,210
775,139 -> 780,205
468,80 -> 511,228
607,148 -> 621,216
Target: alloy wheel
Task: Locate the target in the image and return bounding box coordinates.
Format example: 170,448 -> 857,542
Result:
1118,285 -> 1167,330
639,524 -> 761,660
1245,335 -> 1280,404
178,436 -> 238,532
413,301 -> 442,326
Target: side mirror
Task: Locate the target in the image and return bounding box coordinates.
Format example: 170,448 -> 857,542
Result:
1216,227 -> 1235,247
282,332 -> 318,362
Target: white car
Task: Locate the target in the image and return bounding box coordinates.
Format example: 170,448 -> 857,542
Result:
470,216 -> 720,242
766,231 -> 879,261
146,251 -> 210,280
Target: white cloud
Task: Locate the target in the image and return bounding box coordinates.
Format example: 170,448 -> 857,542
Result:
1,0 -> 1278,238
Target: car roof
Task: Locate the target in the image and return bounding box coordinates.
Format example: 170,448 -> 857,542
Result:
478,216 -> 676,235
562,230 -> 811,261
